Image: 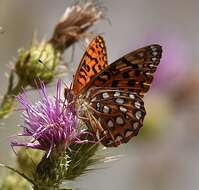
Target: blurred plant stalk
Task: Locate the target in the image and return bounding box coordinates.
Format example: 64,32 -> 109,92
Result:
0,1 -> 103,119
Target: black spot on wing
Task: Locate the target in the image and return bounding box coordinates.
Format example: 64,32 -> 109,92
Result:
123,71 -> 130,78
112,80 -> 119,87
128,79 -> 136,86
121,57 -> 139,69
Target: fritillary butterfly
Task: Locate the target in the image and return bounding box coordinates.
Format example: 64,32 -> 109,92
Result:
66,35 -> 162,147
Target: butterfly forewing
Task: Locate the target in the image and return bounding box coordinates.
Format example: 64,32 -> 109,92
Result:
82,44 -> 162,97
80,88 -> 146,147
72,36 -> 108,95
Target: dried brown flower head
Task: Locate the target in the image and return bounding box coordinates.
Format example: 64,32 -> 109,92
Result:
50,1 -> 103,52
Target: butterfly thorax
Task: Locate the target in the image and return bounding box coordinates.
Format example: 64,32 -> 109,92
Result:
75,94 -> 90,118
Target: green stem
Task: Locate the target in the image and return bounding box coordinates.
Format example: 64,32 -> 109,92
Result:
0,73 -> 27,119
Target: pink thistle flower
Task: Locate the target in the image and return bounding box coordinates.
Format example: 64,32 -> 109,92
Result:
11,80 -> 88,157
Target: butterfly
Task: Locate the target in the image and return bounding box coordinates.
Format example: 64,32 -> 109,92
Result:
65,35 -> 162,147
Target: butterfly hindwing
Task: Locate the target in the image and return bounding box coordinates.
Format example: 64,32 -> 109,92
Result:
81,87 -> 146,147
72,36 -> 108,95
82,44 -> 162,97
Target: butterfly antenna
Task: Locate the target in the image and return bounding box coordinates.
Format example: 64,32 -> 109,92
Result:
69,44 -> 75,64
69,82 -> 73,90
33,77 -> 40,89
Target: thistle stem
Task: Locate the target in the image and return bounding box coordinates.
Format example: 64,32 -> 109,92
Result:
0,72 -> 27,119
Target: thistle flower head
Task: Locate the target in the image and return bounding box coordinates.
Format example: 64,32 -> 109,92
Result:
11,80 -> 85,156
15,41 -> 60,88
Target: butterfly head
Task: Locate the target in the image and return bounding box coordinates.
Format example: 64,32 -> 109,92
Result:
64,83 -> 74,103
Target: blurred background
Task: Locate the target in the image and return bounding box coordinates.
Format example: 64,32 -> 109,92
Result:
0,0 -> 199,190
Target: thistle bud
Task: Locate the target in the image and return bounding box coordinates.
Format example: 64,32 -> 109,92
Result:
15,41 -> 61,87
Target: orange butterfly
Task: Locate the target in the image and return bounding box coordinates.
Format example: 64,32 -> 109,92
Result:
65,36 -> 162,147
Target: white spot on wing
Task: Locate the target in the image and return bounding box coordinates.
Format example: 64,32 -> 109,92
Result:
135,101 -> 141,109
102,92 -> 109,99
135,111 -> 142,120
115,136 -> 123,142
120,106 -> 127,112
114,91 -> 120,97
150,46 -> 157,51
125,130 -> 133,138
103,105 -> 110,113
145,72 -> 151,76
116,98 -> 124,104
149,64 -> 155,68
152,57 -> 157,61
116,117 -> 124,125
129,94 -> 135,99
152,51 -> 158,56
107,120 -> 114,128
133,122 -> 139,130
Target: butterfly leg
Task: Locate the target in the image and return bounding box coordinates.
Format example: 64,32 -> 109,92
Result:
85,111 -> 108,142
76,113 -> 89,121
75,102 -> 90,121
